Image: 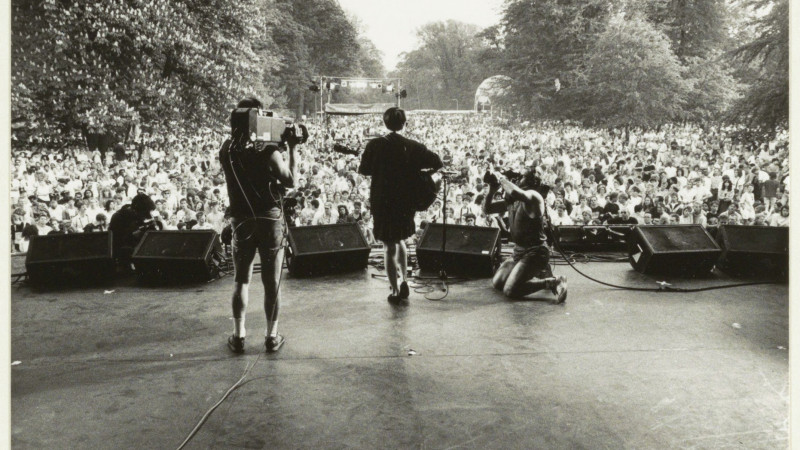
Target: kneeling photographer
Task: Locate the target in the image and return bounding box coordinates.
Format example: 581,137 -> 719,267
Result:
482,167 -> 567,303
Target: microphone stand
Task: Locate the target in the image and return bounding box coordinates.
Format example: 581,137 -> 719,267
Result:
440,174 -> 449,284
437,171 -> 459,287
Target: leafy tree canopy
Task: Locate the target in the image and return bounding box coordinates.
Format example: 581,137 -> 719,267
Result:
11,0 -> 381,142
568,13 -> 691,129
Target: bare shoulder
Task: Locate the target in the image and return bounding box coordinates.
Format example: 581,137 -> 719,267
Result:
522,189 -> 545,217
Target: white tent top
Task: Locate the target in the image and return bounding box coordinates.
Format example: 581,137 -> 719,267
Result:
474,75 -> 512,105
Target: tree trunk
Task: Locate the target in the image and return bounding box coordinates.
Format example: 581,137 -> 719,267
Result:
297,90 -> 305,119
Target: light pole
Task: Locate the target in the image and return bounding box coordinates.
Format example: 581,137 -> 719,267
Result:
451,98 -> 459,110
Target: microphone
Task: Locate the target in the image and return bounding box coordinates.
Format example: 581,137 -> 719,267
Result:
439,170 -> 460,176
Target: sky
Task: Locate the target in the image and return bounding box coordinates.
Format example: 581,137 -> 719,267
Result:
336,0 -> 505,71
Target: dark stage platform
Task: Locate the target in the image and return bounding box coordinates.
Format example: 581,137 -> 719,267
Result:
10,254 -> 789,449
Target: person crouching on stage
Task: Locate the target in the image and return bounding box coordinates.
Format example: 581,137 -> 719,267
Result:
109,193 -> 164,268
483,169 -> 567,303
220,97 -> 295,354
358,107 -> 442,304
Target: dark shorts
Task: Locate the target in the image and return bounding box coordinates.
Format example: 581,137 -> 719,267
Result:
231,209 -> 285,283
512,244 -> 551,275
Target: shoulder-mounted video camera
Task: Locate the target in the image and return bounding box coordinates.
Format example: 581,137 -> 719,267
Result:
230,108 -> 290,149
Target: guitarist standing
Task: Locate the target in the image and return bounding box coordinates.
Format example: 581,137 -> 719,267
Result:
358,107 -> 442,304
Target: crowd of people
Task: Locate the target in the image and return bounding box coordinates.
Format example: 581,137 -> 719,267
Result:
10,112 -> 790,254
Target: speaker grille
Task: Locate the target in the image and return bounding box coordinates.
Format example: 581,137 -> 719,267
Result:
419,224 -> 500,254
290,225 -> 367,254
722,226 -> 788,253
27,232 -> 111,262
135,231 -> 214,258
639,226 -> 717,252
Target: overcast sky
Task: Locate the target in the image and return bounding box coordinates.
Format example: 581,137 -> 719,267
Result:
336,0 -> 505,71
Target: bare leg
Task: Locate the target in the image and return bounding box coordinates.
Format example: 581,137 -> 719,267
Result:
232,282 -> 249,320
384,241 -> 399,295
502,260 -> 555,299
231,239 -> 256,337
261,246 -> 284,333
492,258 -> 516,291
397,240 -> 408,282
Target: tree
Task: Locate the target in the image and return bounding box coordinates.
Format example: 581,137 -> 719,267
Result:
393,20 -> 487,110
272,0 -> 381,116
682,52 -> 741,124
355,37 -> 385,78
644,0 -> 729,61
636,0 -> 741,125
10,0 -> 381,141
501,0 -> 610,117
11,0 -> 280,141
568,13 -> 691,136
728,0 -> 788,136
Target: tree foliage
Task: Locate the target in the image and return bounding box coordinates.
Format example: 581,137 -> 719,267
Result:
728,0 -> 788,135
392,20 -> 490,110
487,0 -> 782,130
569,13 -> 691,129
681,52 -> 741,123
11,0 -> 277,137
11,0 -> 380,141
11,0 -> 787,140
501,0 -> 610,117
643,0 -> 729,61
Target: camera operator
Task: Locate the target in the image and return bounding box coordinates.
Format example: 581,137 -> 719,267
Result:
483,168 -> 567,303
220,97 -> 295,354
109,193 -> 164,267
358,107 -> 442,304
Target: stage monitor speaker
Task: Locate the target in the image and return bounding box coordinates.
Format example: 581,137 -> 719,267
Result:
555,225 -> 633,251
416,223 -> 501,277
25,232 -> 114,285
715,225 -> 788,279
132,230 -> 223,283
628,225 -> 721,277
286,223 -> 370,275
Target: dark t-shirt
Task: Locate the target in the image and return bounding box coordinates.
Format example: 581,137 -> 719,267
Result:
602,202 -> 620,217
763,179 -> 779,198
594,168 -> 606,184
219,139 -> 281,218
642,164 -> 656,181
113,145 -> 127,161
358,132 -> 442,217
606,216 -> 638,225
109,205 -> 148,254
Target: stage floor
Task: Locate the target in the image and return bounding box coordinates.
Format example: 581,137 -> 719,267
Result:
10,254 -> 789,449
